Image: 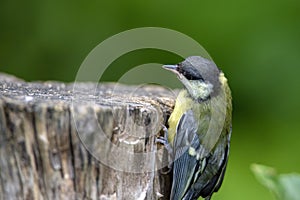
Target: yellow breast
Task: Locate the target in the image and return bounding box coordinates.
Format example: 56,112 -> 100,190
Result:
168,90 -> 193,144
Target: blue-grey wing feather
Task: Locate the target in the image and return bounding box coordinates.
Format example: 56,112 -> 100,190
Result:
171,110 -> 200,199
171,110 -> 230,200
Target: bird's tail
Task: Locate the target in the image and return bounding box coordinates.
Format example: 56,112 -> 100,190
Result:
204,196 -> 211,200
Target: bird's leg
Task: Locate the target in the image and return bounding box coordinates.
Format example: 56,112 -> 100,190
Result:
156,124 -> 173,170
156,124 -> 173,155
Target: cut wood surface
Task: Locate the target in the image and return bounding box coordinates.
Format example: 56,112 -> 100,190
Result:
0,73 -> 176,200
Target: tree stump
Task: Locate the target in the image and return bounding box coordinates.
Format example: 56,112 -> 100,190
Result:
0,73 -> 176,200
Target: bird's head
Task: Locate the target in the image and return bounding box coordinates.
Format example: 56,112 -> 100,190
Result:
163,56 -> 222,101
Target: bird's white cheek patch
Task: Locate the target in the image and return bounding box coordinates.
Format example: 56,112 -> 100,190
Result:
180,76 -> 214,99
189,81 -> 214,100
198,82 -> 213,98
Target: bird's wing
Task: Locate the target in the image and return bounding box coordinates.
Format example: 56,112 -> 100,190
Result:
183,128 -> 230,200
187,136 -> 229,199
171,110 -> 230,200
170,110 -> 201,200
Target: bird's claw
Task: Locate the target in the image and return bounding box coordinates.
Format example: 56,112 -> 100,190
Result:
156,124 -> 173,169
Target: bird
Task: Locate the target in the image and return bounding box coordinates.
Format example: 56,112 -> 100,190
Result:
161,56 -> 232,200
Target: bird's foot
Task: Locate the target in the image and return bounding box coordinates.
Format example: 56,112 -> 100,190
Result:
156,124 -> 173,171
156,124 -> 173,155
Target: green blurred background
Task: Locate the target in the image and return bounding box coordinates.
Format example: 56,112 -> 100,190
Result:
1,1 -> 300,199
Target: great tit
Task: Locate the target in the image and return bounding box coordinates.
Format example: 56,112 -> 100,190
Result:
162,56 -> 232,200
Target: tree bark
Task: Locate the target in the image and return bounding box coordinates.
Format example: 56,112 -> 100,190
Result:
0,73 -> 175,200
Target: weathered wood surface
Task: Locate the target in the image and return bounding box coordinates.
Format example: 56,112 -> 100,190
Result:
0,73 -> 176,200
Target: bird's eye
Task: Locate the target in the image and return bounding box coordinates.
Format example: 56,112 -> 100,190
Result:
177,63 -> 204,81
182,68 -> 204,81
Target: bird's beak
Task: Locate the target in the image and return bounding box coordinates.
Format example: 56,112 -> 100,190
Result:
162,65 -> 179,74
162,64 -> 183,79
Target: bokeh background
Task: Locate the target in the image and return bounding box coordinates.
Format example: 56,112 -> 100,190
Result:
1,1 -> 300,199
